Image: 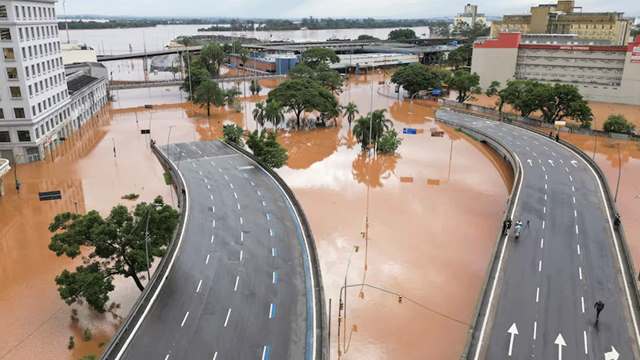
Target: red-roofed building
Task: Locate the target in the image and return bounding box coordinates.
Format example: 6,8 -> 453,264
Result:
471,33 -> 640,105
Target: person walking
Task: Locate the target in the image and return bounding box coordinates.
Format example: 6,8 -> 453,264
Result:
594,300 -> 605,326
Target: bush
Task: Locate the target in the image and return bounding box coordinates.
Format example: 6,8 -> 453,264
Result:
603,114 -> 635,134
247,130 -> 288,169
223,124 -> 244,145
163,171 -> 173,185
82,328 -> 93,341
121,193 -> 140,201
68,336 -> 75,350
377,129 -> 402,154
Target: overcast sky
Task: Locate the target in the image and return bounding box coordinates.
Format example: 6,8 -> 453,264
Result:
56,0 -> 640,18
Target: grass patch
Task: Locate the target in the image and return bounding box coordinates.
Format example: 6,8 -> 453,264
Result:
163,171 -> 173,185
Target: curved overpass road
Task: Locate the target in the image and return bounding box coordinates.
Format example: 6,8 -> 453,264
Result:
437,110 -> 639,360
119,141 -> 314,360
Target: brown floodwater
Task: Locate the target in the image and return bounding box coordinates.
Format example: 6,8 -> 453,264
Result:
0,74 -> 511,359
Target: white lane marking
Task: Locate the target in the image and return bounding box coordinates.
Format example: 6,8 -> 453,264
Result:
545,194 -> 548,201
210,194 -> 214,200
210,161 -> 216,166
569,175 -> 573,182
199,171 -> 203,175
233,192 -> 238,199
271,248 -> 277,257
575,225 -> 579,234
203,178 -> 208,183
545,183 -> 548,190
272,271 -> 278,284
538,260 -> 542,272
196,279 -> 202,293
572,196 -> 576,204
250,181 -> 255,186
234,276 -> 239,292
542,220 -> 545,229
212,352 -> 218,360
540,238 -> 544,248
266,213 -> 271,221
181,311 -> 189,327
262,201 -> 267,207
572,186 -> 575,192
581,297 -> 585,313
565,167 -> 570,172
542,166 -> 546,172
240,217 -> 244,224
545,174 -> 548,180
239,250 -> 244,262
269,228 -> 273,237
212,205 -> 215,213
257,190 -> 262,196
261,346 -> 269,360
552,152 -> 556,157
206,254 -> 210,264
224,308 -> 232,327
268,303 -> 276,319
577,244 -> 581,255
536,287 -> 540,303
574,210 -> 577,217
533,151 -> 537,156
164,354 -> 170,360
212,219 -> 216,228
210,234 -> 215,244
224,175 -> 229,180
241,232 -> 244,242
237,203 -> 241,210
229,183 -> 234,189
207,184 -> 211,190
543,206 -> 546,214
583,330 -> 588,355
533,321 -> 537,341
579,267 -> 583,280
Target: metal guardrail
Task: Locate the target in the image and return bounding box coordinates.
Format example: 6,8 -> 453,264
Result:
223,140 -> 328,360
109,74 -> 286,90
435,111 -> 523,360
100,142 -> 188,359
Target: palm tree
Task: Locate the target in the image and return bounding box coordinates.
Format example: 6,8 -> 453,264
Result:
352,109 -> 393,151
342,102 -> 359,128
265,100 -> 285,133
252,101 -> 267,129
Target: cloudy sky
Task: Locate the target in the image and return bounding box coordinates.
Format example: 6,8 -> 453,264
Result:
57,0 -> 640,18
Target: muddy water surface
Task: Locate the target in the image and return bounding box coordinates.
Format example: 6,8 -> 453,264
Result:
0,75 -> 511,359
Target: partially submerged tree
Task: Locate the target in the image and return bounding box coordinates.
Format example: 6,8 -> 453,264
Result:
342,102 -> 359,128
391,64 -> 450,97
388,28 -> 417,41
485,80 -> 501,97
352,109 -> 394,151
447,45 -> 472,69
268,78 -> 338,128
223,124 -> 244,145
49,197 -> 179,312
200,43 -> 226,76
247,130 -> 288,168
300,47 -> 340,68
193,80 -> 225,116
252,101 -> 267,129
603,114 -> 635,134
265,100 -> 285,132
448,70 -> 481,103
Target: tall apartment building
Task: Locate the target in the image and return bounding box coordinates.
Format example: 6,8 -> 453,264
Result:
490,0 -> 632,45
455,4 -> 486,28
471,32 -> 640,105
0,0 -> 107,163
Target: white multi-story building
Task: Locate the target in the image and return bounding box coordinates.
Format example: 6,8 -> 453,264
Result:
0,0 -> 107,164
455,4 -> 487,28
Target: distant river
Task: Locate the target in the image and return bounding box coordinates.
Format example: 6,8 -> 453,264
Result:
62,24 -> 432,55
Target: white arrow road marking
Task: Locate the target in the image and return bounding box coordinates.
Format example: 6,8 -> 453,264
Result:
571,160 -> 579,167
555,334 -> 566,360
548,160 -> 555,167
605,346 -> 620,360
507,323 -> 519,357
528,159 -> 533,167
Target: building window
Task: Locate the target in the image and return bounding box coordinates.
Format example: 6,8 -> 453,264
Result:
14,108 -> 25,119
17,130 -> 31,142
0,6 -> 7,19
0,28 -> 11,41
0,131 -> 10,143
10,86 -> 22,98
0,108 -> 4,119
6,67 -> 17,79
3,48 -> 15,60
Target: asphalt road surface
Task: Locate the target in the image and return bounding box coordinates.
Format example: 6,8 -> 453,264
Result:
437,110 -> 639,360
119,141 -> 313,360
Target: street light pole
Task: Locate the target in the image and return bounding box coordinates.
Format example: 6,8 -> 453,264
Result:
614,143 -> 622,203
144,207 -> 152,282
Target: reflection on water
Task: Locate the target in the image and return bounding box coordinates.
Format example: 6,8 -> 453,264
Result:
0,73 -> 512,359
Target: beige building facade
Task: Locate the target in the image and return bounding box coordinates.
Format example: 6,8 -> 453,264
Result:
491,0 -> 632,45
471,32 -> 640,105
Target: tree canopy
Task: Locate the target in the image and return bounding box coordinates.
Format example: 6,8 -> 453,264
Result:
289,63 -> 344,94
300,47 -> 340,68
267,78 -> 339,128
193,80 -> 226,116
388,28 -> 417,41
352,109 -> 395,151
447,45 -> 472,69
48,197 -> 179,312
200,43 -> 226,76
223,124 -> 244,145
603,114 -> 635,134
391,64 -> 450,97
247,130 -> 289,168
448,70 -> 480,103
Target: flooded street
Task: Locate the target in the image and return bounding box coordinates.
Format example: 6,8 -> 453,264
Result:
0,75 -> 511,359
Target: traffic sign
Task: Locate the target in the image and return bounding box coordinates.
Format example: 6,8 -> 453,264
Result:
403,128 -> 417,135
39,190 -> 62,201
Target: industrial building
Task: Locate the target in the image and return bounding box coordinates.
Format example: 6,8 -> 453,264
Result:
0,0 -> 108,163
490,0 -> 633,46
455,4 -> 486,28
471,32 -> 640,105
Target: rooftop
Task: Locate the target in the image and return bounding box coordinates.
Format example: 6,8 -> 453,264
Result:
66,75 -> 100,95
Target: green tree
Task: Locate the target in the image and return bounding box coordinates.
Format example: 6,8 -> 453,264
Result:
447,44 -> 472,69
193,80 -> 225,116
49,197 -> 179,312
452,22 -> 490,41
449,70 -> 481,103
391,63 -> 450,97
300,47 -> 340,68
249,79 -> 262,95
485,80 -> 501,97
223,124 -> 244,145
377,129 -> 402,154
200,43 -> 226,76
247,130 -> 288,168
352,109 -> 394,151
388,28 -> 417,41
265,100 -> 285,132
252,101 -> 267,129
499,80 -> 542,117
357,34 -> 379,41
342,102 -> 359,128
289,62 -> 344,94
603,114 -> 635,134
268,78 -> 338,129
225,87 -> 241,107
181,61 -> 210,100
536,83 -> 592,127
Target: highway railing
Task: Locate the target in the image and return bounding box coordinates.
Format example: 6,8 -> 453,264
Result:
100,141 -> 188,360
440,105 -> 640,356
436,110 -> 523,360
223,140 -> 328,360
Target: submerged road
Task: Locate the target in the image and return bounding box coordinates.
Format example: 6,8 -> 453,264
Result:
118,141 -> 316,359
437,110 -> 639,360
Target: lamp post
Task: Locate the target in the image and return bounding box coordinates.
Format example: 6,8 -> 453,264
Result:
614,143 -> 622,203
